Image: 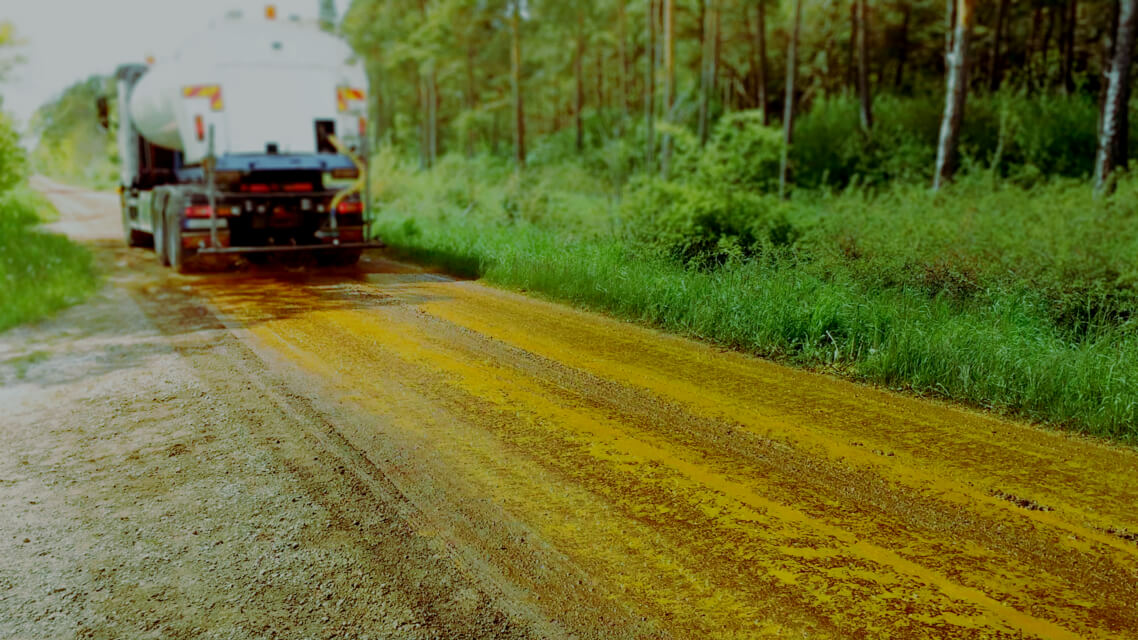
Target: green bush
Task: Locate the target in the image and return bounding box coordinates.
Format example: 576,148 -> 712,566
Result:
693,110 -> 784,193
990,92 -> 1100,180
783,173 -> 1138,339
621,176 -> 798,268
791,94 -> 941,189
372,149 -> 617,236
790,92 -> 1105,189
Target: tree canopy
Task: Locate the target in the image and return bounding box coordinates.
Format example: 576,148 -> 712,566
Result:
342,0 -> 1123,175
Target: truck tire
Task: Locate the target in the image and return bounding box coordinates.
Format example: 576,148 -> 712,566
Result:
122,198 -> 152,248
165,194 -> 196,274
152,190 -> 169,266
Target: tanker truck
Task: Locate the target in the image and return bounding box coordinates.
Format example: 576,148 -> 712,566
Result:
110,7 -> 379,271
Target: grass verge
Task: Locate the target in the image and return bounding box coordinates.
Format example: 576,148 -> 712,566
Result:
0,183 -> 99,333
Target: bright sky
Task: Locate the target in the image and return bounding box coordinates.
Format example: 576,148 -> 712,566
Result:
1,0 -> 332,128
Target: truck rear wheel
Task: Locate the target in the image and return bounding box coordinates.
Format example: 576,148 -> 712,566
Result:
122,202 -> 152,248
152,200 -> 169,266
165,197 -> 196,274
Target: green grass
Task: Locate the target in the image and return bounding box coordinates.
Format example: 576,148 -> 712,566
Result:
0,183 -> 99,333
368,151 -> 1138,442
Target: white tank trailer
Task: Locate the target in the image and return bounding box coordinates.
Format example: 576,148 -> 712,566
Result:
111,7 -> 377,271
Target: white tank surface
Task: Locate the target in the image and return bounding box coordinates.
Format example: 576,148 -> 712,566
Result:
128,12 -> 367,164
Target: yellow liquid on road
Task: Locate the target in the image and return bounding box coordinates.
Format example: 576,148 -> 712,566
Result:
195,267 -> 1138,639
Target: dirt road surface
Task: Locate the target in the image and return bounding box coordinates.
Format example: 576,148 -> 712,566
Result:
3,178 -> 1136,639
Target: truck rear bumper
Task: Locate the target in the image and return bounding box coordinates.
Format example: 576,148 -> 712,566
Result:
184,225 -> 381,254
184,230 -> 230,249
195,241 -> 384,255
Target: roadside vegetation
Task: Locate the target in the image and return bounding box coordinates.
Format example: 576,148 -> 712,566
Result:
0,111 -> 98,333
28,74 -> 118,189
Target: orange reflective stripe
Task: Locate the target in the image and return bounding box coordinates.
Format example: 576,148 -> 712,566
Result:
183,85 -> 224,111
336,87 -> 366,112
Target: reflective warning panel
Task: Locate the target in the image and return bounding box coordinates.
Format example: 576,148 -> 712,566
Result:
337,87 -> 365,113
183,85 -> 225,111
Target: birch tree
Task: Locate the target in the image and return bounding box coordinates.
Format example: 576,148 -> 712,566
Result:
1095,0 -> 1138,193
933,0 -> 973,191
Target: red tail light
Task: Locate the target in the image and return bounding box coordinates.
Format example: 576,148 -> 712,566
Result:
239,183 -> 271,193
336,200 -> 363,214
185,205 -> 231,218
282,182 -> 313,192
185,205 -> 213,218
194,115 -> 205,142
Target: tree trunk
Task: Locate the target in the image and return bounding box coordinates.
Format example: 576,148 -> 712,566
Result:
597,46 -> 605,110
779,0 -> 802,199
755,0 -> 769,124
988,0 -> 1008,91
554,76 -> 562,131
417,0 -> 436,169
698,0 -> 714,145
491,105 -> 500,155
645,0 -> 657,169
856,0 -> 873,130
1062,0 -> 1078,94
575,10 -> 586,153
934,0 -> 974,191
465,40 -> 476,158
618,0 -> 629,123
428,69 -> 438,166
945,0 -> 957,64
418,75 -> 429,169
662,0 -> 675,175
1028,6 -> 1042,90
850,2 -> 859,91
894,4 -> 911,89
369,52 -> 385,150
510,0 -> 525,168
1096,0 -> 1138,193
1041,6 -> 1056,89
712,0 -> 721,98
1099,0 -> 1121,138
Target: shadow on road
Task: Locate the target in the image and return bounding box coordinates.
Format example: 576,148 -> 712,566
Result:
1,238 -> 461,390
